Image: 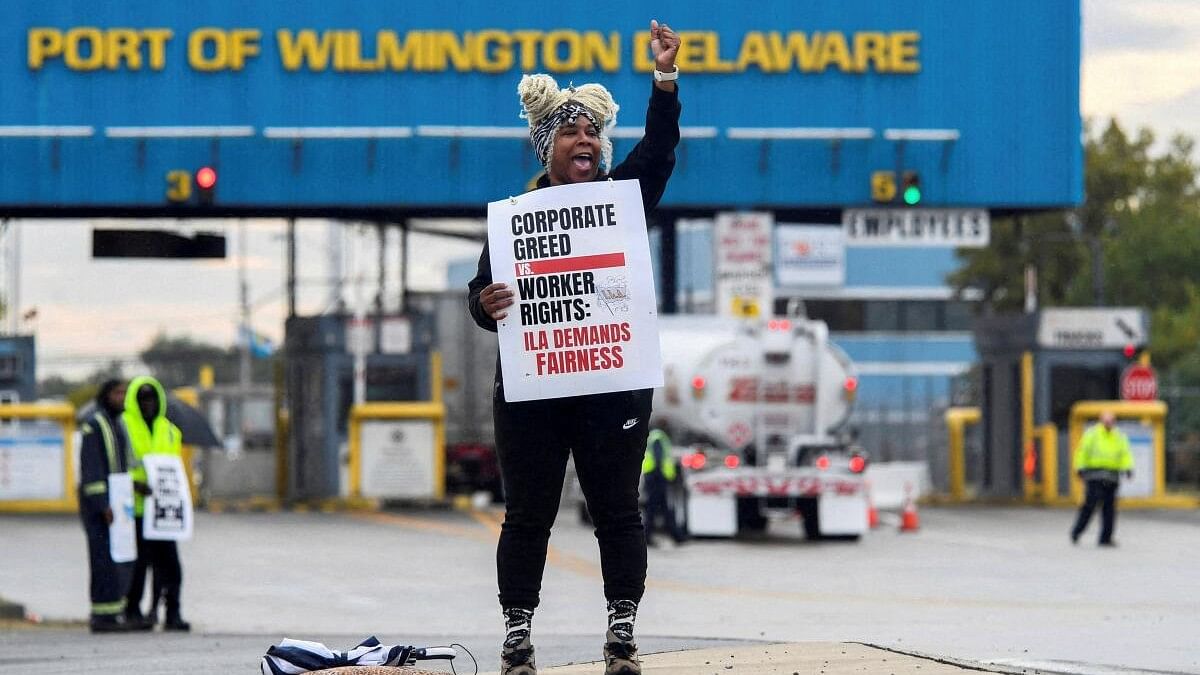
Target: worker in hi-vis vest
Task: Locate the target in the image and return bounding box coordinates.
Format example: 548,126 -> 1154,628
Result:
1070,411 -> 1134,547
642,427 -> 685,546
78,379 -> 145,632
123,376 -> 190,631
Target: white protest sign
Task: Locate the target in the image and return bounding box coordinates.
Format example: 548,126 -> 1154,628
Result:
107,472 -> 137,563
142,454 -> 193,541
487,179 -> 663,402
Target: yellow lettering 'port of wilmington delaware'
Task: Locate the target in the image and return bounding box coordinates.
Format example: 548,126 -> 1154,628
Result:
26,27 -> 920,74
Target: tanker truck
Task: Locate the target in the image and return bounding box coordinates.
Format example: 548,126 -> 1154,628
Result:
651,315 -> 869,539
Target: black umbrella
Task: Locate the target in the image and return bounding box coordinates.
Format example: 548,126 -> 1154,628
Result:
76,395 -> 222,448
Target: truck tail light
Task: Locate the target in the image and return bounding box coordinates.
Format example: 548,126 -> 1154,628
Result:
815,455 -> 831,470
724,454 -> 740,469
849,455 -> 867,473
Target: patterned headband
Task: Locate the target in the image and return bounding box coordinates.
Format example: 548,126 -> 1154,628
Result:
529,102 -> 613,172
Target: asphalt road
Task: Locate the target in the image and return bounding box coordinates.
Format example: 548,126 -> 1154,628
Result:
1,505 -> 1197,674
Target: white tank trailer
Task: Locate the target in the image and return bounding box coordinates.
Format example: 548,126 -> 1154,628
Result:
651,315 -> 869,539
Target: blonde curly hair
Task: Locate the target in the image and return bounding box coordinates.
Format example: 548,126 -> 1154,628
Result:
518,73 -> 619,172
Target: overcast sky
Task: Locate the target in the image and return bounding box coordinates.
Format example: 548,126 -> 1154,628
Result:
1082,0 -> 1200,144
13,0 -> 1200,380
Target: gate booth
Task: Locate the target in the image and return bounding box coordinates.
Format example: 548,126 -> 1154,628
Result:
284,313 -> 441,501
972,308 -> 1161,503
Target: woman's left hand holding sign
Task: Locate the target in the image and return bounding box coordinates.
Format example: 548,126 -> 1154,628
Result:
482,282 -> 515,321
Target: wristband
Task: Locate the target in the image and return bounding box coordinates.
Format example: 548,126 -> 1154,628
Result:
653,66 -> 679,82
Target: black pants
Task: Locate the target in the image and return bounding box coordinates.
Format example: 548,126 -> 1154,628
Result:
494,385 -> 651,609
642,480 -> 684,544
79,505 -> 130,620
126,517 -> 183,619
1071,479 -> 1118,543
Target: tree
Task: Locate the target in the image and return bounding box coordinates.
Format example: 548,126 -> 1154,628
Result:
947,213 -> 1085,313
139,334 -> 231,389
38,360 -> 126,408
950,119 -> 1200,369
138,333 -> 275,388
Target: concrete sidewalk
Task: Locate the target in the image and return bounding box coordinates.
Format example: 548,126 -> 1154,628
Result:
482,642 -> 1005,674
312,642 -> 1011,674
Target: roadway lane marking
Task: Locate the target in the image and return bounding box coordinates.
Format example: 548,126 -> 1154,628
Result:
352,509 -> 603,580
470,509 -> 602,580
351,511 -> 494,544
350,511 -> 1189,613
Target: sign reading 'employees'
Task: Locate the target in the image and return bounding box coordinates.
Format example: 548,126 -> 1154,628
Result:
488,180 -> 663,402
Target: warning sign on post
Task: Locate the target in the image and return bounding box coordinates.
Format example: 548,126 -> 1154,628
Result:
487,179 -> 663,402
714,211 -> 774,318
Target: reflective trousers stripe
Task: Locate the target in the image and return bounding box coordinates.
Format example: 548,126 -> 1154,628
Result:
91,599 -> 125,615
82,481 -> 108,496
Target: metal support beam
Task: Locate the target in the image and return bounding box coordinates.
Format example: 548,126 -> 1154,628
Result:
286,218 -> 296,318
400,221 -> 410,314
660,218 -> 677,314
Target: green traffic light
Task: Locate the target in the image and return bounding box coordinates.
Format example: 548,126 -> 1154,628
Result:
903,185 -> 921,205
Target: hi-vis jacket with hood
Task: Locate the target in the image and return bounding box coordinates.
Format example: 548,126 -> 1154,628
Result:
122,376 -> 182,516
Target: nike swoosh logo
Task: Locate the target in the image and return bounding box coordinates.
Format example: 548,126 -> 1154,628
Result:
623,418 -> 639,430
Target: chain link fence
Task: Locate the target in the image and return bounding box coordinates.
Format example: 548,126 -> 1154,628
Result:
1162,386 -> 1200,492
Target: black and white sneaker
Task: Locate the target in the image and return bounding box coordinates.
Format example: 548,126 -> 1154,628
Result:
500,635 -> 537,675
603,629 -> 641,675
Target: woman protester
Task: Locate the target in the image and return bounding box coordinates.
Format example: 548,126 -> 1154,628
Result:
466,18 -> 681,675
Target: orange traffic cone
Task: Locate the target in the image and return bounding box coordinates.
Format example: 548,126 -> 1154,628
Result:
866,481 -> 880,529
899,483 -> 920,533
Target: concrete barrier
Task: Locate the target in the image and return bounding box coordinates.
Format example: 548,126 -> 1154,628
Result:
864,461 -> 933,510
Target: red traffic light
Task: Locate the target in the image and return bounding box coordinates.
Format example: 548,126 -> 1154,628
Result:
196,166 -> 217,190
1123,343 -> 1136,359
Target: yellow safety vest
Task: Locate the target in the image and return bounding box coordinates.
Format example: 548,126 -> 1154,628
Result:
1074,423 -> 1134,472
642,429 -> 677,481
122,376 -> 183,516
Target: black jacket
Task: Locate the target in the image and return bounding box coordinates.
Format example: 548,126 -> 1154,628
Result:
467,82 -> 681,335
78,407 -> 130,514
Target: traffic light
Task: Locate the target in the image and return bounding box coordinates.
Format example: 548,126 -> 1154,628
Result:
901,171 -> 921,205
195,166 -> 217,204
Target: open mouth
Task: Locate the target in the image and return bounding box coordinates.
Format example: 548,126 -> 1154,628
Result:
572,152 -> 594,172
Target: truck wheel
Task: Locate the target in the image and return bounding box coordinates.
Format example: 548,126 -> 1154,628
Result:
798,499 -> 821,540
736,498 -> 768,532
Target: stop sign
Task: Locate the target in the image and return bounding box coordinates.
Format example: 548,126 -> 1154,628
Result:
1120,364 -> 1158,401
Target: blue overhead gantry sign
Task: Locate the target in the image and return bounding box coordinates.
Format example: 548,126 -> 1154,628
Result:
0,1 -> 1081,216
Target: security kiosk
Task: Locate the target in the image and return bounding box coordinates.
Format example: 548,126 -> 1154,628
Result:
972,308 -> 1149,500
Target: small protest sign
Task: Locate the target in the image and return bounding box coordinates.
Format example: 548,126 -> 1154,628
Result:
107,472 -> 136,563
142,454 -> 194,541
487,179 -> 663,402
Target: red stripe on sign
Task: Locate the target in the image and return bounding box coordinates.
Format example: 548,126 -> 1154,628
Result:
526,252 -> 625,274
